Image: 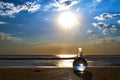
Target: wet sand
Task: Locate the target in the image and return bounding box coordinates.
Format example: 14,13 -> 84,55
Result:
0,67 -> 120,80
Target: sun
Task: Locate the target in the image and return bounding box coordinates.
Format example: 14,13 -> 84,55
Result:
58,11 -> 78,29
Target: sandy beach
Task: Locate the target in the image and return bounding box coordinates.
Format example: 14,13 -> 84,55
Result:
0,67 -> 120,80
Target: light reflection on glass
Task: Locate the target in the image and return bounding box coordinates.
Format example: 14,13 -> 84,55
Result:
74,63 -> 87,71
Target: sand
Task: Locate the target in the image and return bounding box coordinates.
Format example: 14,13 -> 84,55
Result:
0,67 -> 120,80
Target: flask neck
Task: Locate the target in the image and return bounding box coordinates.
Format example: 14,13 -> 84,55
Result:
77,52 -> 83,57
77,48 -> 83,57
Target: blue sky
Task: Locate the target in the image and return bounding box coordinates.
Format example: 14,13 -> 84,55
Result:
0,0 -> 120,55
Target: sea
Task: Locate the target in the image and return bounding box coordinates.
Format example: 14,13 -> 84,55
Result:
0,55 -> 120,67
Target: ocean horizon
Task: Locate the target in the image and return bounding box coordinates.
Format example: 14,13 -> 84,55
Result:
0,55 -> 120,67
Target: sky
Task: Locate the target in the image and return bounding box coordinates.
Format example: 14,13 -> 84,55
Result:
0,0 -> 120,55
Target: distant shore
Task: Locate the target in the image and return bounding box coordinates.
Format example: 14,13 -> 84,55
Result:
0,67 -> 120,80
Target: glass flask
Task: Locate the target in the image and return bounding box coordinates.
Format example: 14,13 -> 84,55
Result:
73,48 -> 88,72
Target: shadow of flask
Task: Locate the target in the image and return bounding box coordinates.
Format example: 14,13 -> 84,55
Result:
74,70 -> 93,80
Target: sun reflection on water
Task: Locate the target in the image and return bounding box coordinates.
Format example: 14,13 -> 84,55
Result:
56,54 -> 93,67
57,54 -> 76,67
57,59 -> 74,67
57,54 -> 76,58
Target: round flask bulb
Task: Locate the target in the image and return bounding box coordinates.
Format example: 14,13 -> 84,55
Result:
73,48 -> 88,72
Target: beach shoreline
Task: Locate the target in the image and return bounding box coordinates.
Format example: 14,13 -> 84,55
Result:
0,67 -> 120,80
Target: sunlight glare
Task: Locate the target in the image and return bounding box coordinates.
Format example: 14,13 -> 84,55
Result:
58,11 -> 78,29
57,54 -> 76,58
57,60 -> 74,67
57,54 -> 76,67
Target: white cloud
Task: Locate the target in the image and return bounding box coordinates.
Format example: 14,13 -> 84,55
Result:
44,2 -> 56,11
90,37 -> 113,45
92,22 -> 109,29
45,18 -> 48,20
117,19 -> 120,24
44,0 -> 80,11
23,2 -> 40,12
0,32 -> 22,42
86,29 -> 93,33
102,25 -> 117,35
88,34 -> 99,40
0,21 -> 7,24
75,8 -> 80,12
88,0 -> 102,13
92,22 -> 118,35
0,1 -> 40,17
86,29 -> 99,39
94,13 -> 120,21
95,0 -> 102,2
92,13 -> 120,35
90,36 -> 120,45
